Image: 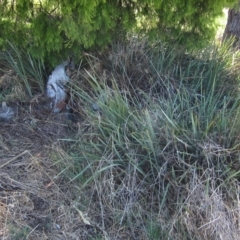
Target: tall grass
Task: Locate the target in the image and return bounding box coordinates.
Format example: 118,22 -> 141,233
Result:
58,40 -> 240,239
0,42 -> 46,98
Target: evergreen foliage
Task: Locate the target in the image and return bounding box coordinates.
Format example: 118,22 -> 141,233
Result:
0,0 -> 238,62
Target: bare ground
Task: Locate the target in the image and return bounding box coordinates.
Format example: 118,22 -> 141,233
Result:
0,58 -> 150,240
0,96 -> 99,240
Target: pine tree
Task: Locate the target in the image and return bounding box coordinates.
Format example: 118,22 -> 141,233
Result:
0,0 -> 238,62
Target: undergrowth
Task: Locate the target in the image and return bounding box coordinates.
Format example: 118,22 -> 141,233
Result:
2,37 -> 238,239
55,39 -> 240,239
0,42 -> 46,100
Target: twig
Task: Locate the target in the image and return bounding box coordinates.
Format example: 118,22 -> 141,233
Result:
0,150 -> 29,169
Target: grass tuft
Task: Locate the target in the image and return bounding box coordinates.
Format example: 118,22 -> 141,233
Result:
0,42 -> 46,99
47,39 -> 240,239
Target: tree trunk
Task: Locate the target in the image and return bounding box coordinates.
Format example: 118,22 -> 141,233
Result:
223,4 -> 240,48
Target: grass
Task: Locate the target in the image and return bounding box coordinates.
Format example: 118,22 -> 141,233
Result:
0,41 -> 46,100
49,39 -> 240,239
10,225 -> 31,240
1,37 -> 240,239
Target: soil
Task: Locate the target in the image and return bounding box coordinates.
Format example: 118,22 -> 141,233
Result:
0,96 -> 94,240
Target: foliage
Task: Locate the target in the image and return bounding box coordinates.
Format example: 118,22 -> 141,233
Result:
55,39 -> 240,239
0,0 -> 239,63
0,42 -> 46,98
146,0 -> 239,48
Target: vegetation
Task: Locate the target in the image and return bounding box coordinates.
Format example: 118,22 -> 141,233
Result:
0,0 -> 239,63
1,33 -> 240,239
1,42 -> 46,98
49,39 -> 240,239
1,1 -> 240,239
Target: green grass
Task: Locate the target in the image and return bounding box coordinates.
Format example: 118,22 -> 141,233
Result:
10,225 -> 31,240
0,41 -> 46,99
54,39 -> 240,239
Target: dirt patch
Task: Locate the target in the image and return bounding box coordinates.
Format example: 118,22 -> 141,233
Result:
0,96 -> 92,240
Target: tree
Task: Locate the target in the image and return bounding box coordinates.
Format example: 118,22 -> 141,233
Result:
0,0 -> 239,63
223,2 -> 240,48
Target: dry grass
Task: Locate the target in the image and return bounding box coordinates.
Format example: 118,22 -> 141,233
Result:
0,92 -> 93,239
1,39 -> 240,240
182,175 -> 240,240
